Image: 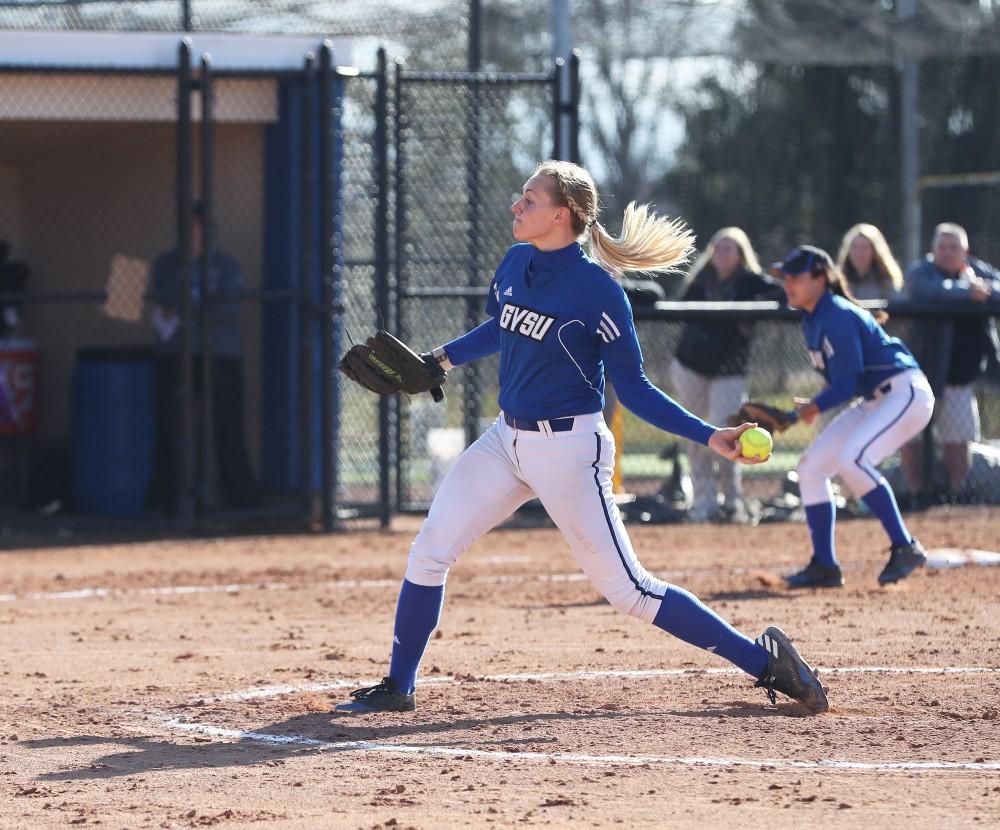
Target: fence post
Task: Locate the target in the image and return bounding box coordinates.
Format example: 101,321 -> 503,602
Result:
897,0 -> 920,266
330,63 -> 346,530
552,57 -> 564,160
199,52 -> 217,513
176,38 -> 196,528
569,49 -> 581,165
393,57 -> 406,512
921,425 -> 937,505
374,47 -> 393,528
319,41 -> 336,531
468,0 -> 481,72
464,64 -> 483,450
300,52 -> 318,521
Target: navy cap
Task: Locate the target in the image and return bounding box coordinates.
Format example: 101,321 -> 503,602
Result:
769,245 -> 832,277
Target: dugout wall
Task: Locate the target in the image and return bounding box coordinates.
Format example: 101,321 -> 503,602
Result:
0,31 -> 358,531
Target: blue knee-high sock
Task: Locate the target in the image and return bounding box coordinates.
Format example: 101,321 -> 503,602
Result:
387,579 -> 445,695
805,502 -> 837,566
861,481 -> 912,547
653,585 -> 769,679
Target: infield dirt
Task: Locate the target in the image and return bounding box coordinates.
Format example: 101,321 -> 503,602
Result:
2,506 -> 999,828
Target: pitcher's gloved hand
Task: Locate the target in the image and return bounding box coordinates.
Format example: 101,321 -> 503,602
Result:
339,330 -> 446,402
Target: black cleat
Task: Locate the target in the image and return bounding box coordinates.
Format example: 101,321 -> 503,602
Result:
754,626 -> 829,714
878,539 -> 927,585
783,558 -> 844,588
334,676 -> 415,713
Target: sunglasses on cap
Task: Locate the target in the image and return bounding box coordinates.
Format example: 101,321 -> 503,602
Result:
769,246 -> 830,277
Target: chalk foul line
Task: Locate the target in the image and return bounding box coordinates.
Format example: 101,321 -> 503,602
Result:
159,716 -> 1000,773
0,572 -> 590,604
7,547 -> 998,605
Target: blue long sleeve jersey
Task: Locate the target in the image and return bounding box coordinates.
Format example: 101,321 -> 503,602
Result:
443,242 -> 715,445
804,291 -> 920,412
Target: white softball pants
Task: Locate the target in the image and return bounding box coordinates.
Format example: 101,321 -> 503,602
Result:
405,411 -> 669,623
797,369 -> 935,506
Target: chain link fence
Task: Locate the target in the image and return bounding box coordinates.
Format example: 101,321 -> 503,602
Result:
0,38 -> 354,532
394,66 -> 562,509
0,1 -> 469,71
334,65 -> 390,523
1,0 -> 998,534
0,66 -> 180,522
623,303 -> 1000,526
0,24 -> 568,532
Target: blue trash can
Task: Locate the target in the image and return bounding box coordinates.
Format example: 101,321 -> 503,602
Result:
72,347 -> 154,515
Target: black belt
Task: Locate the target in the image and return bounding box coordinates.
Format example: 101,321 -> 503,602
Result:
870,373 -> 905,399
503,412 -> 575,432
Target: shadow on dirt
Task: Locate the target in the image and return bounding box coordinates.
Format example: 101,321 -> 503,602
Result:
661,701 -> 815,718
701,588 -> 788,602
23,702 -> 803,780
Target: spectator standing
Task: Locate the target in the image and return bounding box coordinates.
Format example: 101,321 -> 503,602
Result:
670,227 -> 784,523
901,223 -> 1000,503
145,203 -> 260,515
836,223 -> 905,302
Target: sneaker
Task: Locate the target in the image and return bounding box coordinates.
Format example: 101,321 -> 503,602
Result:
754,626 -> 829,714
878,539 -> 927,585
783,558 -> 845,588
334,677 -> 415,713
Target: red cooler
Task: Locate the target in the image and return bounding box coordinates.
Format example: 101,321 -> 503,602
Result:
0,339 -> 38,435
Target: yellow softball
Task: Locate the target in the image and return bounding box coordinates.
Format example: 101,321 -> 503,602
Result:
739,426 -> 773,460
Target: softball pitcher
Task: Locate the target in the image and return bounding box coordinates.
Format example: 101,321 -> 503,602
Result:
335,161 -> 828,715
774,246 -> 934,588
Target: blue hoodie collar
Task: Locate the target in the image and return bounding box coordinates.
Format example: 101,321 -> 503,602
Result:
530,241 -> 584,274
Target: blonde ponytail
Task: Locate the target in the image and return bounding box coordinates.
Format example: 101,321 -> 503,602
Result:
534,160 -> 695,278
589,202 -> 695,277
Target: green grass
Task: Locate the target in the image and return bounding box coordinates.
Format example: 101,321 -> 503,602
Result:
620,450 -> 800,479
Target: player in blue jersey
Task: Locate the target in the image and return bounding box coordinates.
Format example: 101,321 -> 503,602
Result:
336,161 -> 828,715
773,246 -> 935,589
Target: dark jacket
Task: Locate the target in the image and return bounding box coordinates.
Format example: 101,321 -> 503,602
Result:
151,248 -> 245,357
675,266 -> 784,377
904,255 -> 1000,395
